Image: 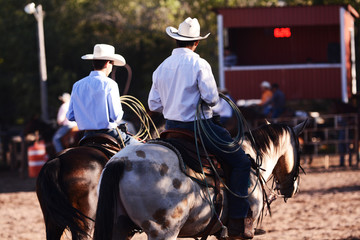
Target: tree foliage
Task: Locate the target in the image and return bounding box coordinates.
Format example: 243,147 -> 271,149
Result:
0,0 -> 359,127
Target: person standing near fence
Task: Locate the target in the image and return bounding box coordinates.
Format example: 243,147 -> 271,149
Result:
268,83 -> 286,118
258,81 -> 273,116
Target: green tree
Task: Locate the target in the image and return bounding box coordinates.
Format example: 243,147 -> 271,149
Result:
1,0 -> 359,129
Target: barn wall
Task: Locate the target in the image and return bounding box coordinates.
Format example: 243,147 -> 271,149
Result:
225,67 -> 342,100
229,25 -> 340,65
217,5 -> 358,101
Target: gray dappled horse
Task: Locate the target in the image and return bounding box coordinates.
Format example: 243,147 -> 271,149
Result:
94,120 -> 307,240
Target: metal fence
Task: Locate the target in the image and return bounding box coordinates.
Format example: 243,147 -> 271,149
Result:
254,113 -> 359,167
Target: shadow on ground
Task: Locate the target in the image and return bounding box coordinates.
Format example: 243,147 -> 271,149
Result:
0,169 -> 37,193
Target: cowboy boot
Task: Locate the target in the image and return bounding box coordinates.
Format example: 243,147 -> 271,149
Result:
227,209 -> 254,239
243,209 -> 254,238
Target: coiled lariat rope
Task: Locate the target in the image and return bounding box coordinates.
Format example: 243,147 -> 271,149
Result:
120,95 -> 160,141
194,92 -> 262,199
194,93 -> 264,232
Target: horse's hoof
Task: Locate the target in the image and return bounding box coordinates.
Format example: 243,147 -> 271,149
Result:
254,228 -> 266,235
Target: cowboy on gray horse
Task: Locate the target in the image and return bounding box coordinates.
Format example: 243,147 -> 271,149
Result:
148,17 -> 253,239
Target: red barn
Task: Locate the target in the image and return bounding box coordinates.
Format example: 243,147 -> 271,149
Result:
216,5 -> 359,102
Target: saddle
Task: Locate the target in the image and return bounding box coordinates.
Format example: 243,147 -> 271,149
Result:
160,129 -> 225,181
61,127 -> 84,149
78,133 -> 121,159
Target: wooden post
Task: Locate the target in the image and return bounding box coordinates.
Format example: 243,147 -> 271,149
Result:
324,155 -> 330,169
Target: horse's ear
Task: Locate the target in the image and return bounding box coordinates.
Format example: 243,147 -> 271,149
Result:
293,119 -> 309,136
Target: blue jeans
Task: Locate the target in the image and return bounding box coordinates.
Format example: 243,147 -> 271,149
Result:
52,125 -> 72,152
166,119 -> 251,218
271,108 -> 284,118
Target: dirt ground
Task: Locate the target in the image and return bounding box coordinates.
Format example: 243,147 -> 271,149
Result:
0,156 -> 359,240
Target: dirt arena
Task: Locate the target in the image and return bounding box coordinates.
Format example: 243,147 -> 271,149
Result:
0,156 -> 359,240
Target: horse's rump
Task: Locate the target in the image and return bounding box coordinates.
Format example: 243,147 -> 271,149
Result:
37,146 -> 109,239
96,143 -> 223,239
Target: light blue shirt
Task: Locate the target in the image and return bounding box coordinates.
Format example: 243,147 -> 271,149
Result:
148,48 -> 219,122
66,71 -> 124,130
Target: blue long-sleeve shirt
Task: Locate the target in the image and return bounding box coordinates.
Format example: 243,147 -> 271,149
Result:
66,71 -> 123,130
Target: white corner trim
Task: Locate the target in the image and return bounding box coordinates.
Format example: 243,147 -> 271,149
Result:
340,7 -> 348,103
217,14 -> 225,90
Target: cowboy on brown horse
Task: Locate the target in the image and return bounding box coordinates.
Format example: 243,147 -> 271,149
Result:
66,44 -> 139,147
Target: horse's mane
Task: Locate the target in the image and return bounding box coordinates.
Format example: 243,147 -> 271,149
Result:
244,123 -> 295,228
246,123 -> 290,157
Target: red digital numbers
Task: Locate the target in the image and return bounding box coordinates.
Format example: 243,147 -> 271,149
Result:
274,28 -> 291,38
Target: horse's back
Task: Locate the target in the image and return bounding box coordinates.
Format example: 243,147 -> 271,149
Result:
59,146 -> 108,172
110,142 -> 191,200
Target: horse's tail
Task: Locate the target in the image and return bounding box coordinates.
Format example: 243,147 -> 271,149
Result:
94,160 -> 125,240
36,157 -> 90,239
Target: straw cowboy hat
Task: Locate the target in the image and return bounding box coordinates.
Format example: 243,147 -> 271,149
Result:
166,17 -> 210,41
81,44 -> 126,66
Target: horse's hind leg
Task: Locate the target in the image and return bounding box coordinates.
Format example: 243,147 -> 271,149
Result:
113,215 -> 137,240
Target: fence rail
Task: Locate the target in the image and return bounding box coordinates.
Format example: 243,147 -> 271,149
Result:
254,113 -> 359,167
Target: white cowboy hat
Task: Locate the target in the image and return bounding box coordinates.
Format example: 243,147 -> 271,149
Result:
81,44 -> 126,66
58,92 -> 71,102
261,81 -> 271,88
166,17 -> 210,41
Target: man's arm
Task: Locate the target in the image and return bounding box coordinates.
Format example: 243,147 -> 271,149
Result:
148,72 -> 164,112
108,82 -> 124,125
66,96 -> 75,121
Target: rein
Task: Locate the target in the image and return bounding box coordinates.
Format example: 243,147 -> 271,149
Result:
194,93 -> 263,200
193,93 -> 264,238
193,103 -> 303,237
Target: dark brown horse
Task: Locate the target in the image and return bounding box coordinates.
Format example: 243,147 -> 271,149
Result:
36,136 -> 120,240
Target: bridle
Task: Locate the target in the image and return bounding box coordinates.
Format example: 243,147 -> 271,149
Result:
265,126 -> 303,203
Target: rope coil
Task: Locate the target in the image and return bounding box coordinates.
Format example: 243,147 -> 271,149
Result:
192,92 -> 264,232
194,92 -> 262,199
120,95 -> 160,141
